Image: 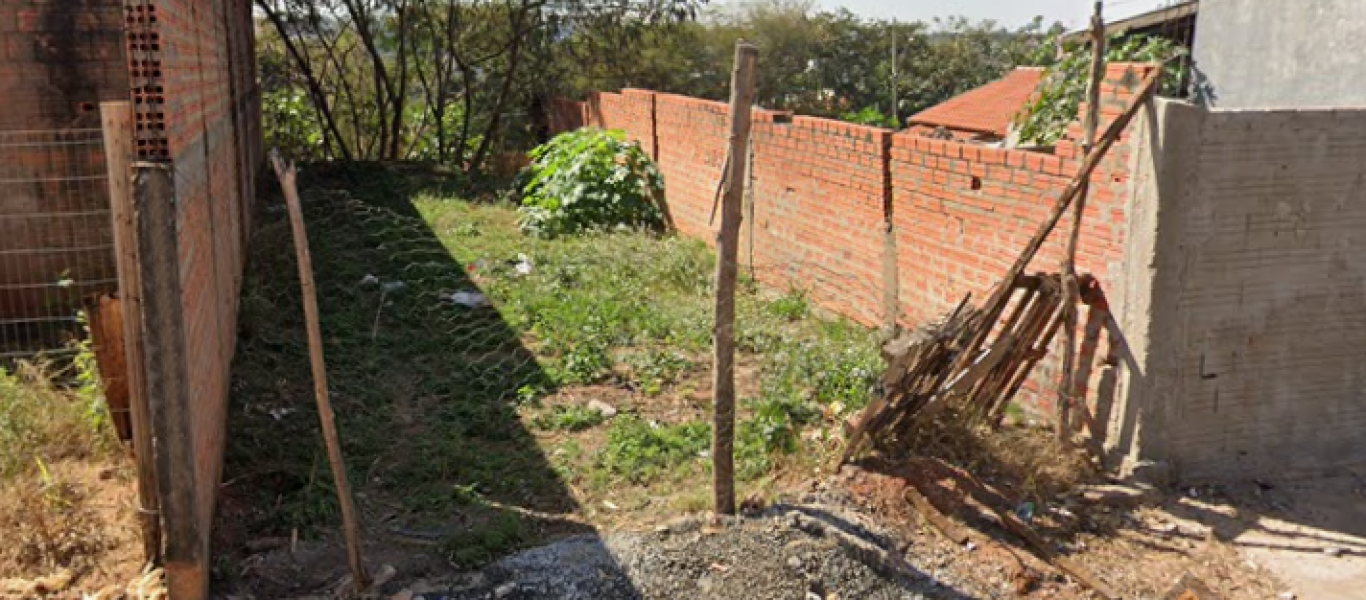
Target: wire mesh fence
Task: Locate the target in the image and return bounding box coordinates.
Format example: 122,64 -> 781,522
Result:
0,128 -> 116,361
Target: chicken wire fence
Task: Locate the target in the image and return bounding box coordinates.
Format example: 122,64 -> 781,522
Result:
0,128 -> 117,361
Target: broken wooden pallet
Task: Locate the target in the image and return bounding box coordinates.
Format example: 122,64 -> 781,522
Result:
841,67 -> 1161,464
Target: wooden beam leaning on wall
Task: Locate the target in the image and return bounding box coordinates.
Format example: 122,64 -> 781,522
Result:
100,101 -> 162,566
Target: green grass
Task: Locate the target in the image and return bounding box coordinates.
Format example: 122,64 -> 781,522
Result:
0,360 -> 128,581
226,162 -> 883,564
598,416 -> 711,483
0,361 -> 113,480
532,404 -> 607,432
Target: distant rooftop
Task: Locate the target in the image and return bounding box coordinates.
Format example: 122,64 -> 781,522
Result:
1060,0 -> 1198,45
907,67 -> 1044,138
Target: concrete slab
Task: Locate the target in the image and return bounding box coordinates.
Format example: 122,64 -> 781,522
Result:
1234,475 -> 1366,600
1164,473 -> 1366,599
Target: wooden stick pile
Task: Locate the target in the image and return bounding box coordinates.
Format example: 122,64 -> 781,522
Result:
842,67 -> 1161,464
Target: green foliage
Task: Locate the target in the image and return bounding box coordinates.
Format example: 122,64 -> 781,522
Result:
555,339 -> 613,385
840,106 -> 899,128
518,128 -> 666,238
1016,34 -> 1189,146
441,512 -> 527,567
71,312 -> 106,431
262,87 -> 323,159
598,416 -> 710,482
532,404 -> 608,432
767,289 -> 810,321
575,3 -> 1064,125
625,350 -> 693,395
228,164 -> 894,556
0,364 -> 114,480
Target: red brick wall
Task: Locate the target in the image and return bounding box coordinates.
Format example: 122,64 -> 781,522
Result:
125,0 -> 261,595
567,63 -> 1155,413
0,0 -> 127,336
748,116 -> 890,325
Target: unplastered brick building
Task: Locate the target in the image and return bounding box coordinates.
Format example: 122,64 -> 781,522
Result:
1,1 -> 261,597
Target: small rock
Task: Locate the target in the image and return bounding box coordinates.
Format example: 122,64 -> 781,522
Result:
1324,547 -> 1344,557
1125,459 -> 1172,487
360,274 -> 380,287
493,582 -> 517,598
805,592 -> 822,600
1278,592 -> 1297,600
587,399 -> 618,418
654,524 -> 670,534
444,290 -> 488,308
1077,484 -> 1156,507
787,555 -> 803,570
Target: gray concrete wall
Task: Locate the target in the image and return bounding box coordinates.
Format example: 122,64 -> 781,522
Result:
1126,99 -> 1366,480
1193,0 -> 1366,108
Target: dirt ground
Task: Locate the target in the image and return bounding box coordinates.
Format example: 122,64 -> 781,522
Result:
1163,472 -> 1366,600
227,439 -> 1321,600
216,167 -> 1346,598
0,459 -> 159,598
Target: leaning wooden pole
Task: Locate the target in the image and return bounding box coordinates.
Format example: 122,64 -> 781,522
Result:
1058,2 -> 1107,446
270,152 -> 369,588
712,41 -> 758,516
101,101 -> 162,565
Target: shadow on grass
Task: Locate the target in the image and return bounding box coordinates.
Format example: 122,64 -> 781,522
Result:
216,162 -> 604,595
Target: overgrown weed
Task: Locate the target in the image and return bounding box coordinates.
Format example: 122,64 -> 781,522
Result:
0,361 -> 132,584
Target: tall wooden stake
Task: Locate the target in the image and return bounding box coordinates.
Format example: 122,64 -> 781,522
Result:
1059,2 -> 1106,445
712,42 -> 758,516
270,152 -> 369,589
101,101 -> 162,565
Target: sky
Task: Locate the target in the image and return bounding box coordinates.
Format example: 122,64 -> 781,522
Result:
720,0 -> 1171,29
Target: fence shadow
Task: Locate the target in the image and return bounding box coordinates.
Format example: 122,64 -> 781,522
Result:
216,162 -> 612,596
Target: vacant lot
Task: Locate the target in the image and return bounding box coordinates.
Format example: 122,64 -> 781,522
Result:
218,164 -> 882,593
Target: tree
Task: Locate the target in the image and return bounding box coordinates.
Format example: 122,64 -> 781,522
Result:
256,0 -> 705,167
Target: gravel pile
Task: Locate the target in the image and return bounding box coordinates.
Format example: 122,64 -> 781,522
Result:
407,504 -> 980,600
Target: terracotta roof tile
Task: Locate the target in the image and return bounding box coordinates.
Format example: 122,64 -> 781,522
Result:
908,68 -> 1045,137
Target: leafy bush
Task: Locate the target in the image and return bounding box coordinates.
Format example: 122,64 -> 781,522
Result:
517,128 -> 666,238
626,350 -> 693,396
840,106 -> 899,128
768,289 -> 810,322
263,87 -> 324,159
1016,35 -> 1188,146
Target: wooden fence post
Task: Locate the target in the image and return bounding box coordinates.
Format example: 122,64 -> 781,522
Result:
712,41 -> 758,516
101,101 -> 162,565
1059,1 -> 1106,446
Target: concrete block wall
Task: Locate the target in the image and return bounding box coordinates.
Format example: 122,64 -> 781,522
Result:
568,64 -> 1157,413
1130,100 -> 1366,480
